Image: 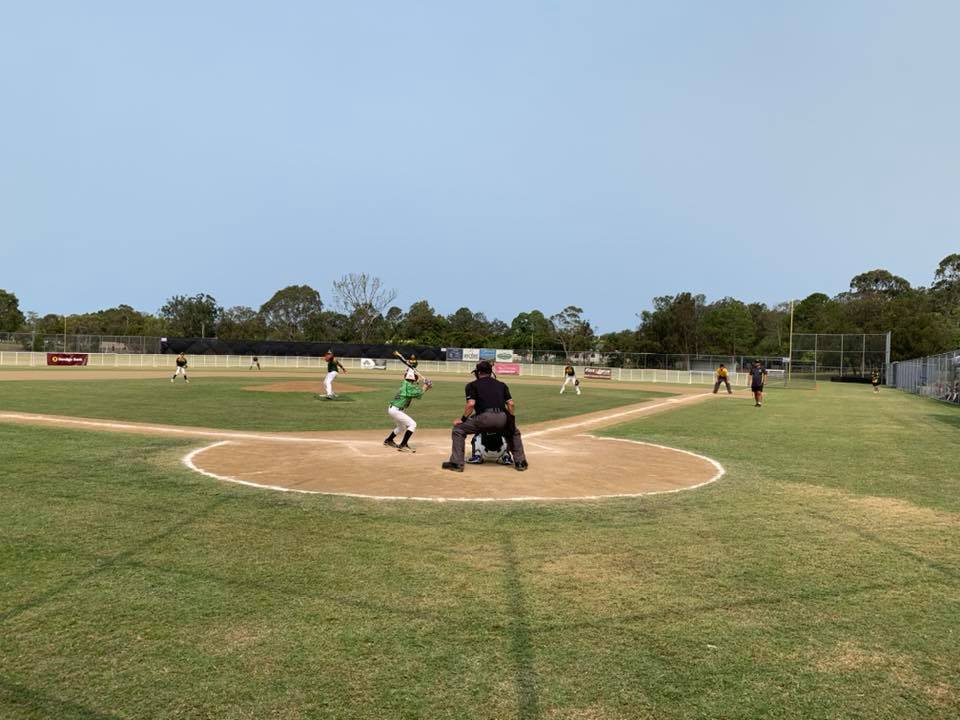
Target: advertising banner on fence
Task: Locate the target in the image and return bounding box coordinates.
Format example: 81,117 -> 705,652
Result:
47,353 -> 88,366
462,348 -> 480,362
495,349 -> 513,362
494,362 -> 521,376
445,348 -> 463,362
360,358 -> 387,370
584,366 -> 612,379
479,348 -> 497,361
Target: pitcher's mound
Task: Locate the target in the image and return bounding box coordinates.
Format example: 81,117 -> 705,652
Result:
244,381 -> 375,394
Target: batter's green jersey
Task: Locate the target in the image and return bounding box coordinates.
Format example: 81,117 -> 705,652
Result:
389,380 -> 424,410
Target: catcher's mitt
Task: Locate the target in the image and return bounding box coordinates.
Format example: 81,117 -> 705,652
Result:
423,378 -> 433,388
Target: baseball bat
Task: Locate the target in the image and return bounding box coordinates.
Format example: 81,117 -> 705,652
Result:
392,351 -> 431,383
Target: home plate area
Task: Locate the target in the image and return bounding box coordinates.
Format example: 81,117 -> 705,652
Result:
185,425 -> 724,501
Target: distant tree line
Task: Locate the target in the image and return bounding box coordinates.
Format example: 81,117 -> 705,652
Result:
1,257 -> 958,361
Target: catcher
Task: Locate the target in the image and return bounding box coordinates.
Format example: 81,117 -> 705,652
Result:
384,368 -> 432,453
466,431 -> 514,466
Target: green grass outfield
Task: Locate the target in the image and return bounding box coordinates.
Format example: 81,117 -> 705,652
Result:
1,382 -> 958,719
0,375 -> 671,431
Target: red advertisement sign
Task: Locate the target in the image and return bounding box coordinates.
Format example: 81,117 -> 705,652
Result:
494,362 -> 521,376
47,353 -> 89,366
584,366 -> 612,379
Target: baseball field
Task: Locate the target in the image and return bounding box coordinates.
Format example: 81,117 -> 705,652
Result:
1,368 -> 958,719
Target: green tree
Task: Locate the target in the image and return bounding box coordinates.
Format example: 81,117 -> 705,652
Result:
549,305 -> 595,357
218,306 -> 267,341
259,285 -> 323,341
446,307 -> 489,348
400,301 -> 447,345
509,310 -> 555,354
701,298 -> 754,355
638,293 -> 705,355
331,273 -> 397,343
158,294 -> 222,337
0,289 -> 25,332
849,269 -> 912,298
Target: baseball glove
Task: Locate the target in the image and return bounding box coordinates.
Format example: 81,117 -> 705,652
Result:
423,378 -> 433,388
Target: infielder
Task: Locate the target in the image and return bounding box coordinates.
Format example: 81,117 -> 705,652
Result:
322,351 -> 346,399
713,364 -> 732,394
560,364 -> 581,394
171,352 -> 189,383
384,368 -> 432,452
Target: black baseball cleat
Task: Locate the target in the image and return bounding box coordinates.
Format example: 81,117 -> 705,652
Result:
514,460 -> 529,471
384,439 -> 399,449
397,445 -> 416,453
441,462 -> 464,472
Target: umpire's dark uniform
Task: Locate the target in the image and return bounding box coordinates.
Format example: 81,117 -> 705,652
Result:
444,361 -> 528,470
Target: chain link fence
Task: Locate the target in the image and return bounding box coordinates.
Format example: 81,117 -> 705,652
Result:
890,349 -> 960,404
789,332 -> 891,386
0,332 -> 163,354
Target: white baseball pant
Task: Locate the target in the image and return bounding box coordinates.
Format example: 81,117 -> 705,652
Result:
324,370 -> 338,395
388,405 -> 417,435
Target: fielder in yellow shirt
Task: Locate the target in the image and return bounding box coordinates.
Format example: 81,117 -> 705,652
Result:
713,363 -> 732,394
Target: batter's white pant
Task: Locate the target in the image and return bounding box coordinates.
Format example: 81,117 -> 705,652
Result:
324,370 -> 338,396
561,375 -> 580,393
388,405 -> 417,435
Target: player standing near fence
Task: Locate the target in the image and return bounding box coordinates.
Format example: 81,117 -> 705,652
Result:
321,351 -> 346,399
871,368 -> 880,393
560,364 -> 581,395
250,355 -> 261,370
384,368 -> 432,452
750,360 -> 767,406
713,364 -> 732,394
171,352 -> 189,383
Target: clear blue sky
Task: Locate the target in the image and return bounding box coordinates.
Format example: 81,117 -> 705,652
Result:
2,2 -> 958,333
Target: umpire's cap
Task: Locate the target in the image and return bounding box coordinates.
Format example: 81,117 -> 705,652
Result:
473,360 -> 494,376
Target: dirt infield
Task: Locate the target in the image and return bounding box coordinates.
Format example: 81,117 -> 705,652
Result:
0,391 -> 722,501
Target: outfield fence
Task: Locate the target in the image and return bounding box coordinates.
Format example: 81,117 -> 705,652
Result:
0,351 -> 772,387
890,349 -> 960,404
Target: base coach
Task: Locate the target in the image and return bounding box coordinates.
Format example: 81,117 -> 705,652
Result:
442,360 -> 529,472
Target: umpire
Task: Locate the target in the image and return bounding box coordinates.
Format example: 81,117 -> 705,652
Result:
442,360 -> 529,472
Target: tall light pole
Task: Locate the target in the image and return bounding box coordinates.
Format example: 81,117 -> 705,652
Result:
787,300 -> 795,386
